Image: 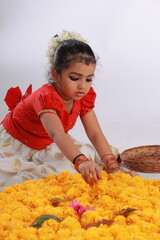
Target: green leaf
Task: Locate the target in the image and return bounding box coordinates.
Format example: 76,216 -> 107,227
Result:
30,214 -> 62,229
115,207 -> 138,217
50,197 -> 72,206
83,219 -> 114,230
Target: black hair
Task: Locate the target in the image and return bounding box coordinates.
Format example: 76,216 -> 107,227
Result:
48,39 -> 97,81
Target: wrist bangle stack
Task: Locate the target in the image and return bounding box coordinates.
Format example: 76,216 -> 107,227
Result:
104,156 -> 120,173
100,153 -> 120,172
101,153 -> 115,161
73,154 -> 85,165
74,155 -> 93,173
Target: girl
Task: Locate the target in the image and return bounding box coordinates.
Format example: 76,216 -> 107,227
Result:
0,31 -> 136,191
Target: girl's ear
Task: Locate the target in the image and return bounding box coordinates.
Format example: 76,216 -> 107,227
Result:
51,69 -> 59,82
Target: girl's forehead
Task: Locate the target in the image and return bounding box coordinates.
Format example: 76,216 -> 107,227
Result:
64,62 -> 96,74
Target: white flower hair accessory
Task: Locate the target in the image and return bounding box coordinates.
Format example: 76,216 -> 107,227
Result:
47,30 -> 88,65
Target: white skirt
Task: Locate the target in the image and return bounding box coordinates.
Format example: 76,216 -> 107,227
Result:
0,125 -> 119,191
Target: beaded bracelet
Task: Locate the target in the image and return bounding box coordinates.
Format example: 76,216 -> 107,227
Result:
73,154 -> 85,165
74,155 -> 93,173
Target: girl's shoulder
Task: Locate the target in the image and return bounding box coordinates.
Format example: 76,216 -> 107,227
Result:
80,87 -> 96,104
37,83 -> 56,93
32,84 -> 64,112
35,83 -> 61,99
79,87 -> 96,116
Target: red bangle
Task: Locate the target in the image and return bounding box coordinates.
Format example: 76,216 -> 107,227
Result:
74,156 -> 92,173
101,153 -> 115,161
73,154 -> 85,164
105,157 -> 120,173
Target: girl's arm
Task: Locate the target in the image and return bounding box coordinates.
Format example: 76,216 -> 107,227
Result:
81,110 -> 138,176
80,109 -> 120,172
81,109 -> 113,156
40,112 -> 102,184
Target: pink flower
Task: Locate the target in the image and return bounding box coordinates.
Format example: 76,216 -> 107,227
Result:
69,199 -> 94,216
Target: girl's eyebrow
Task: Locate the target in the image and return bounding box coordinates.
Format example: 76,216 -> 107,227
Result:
69,72 -> 94,77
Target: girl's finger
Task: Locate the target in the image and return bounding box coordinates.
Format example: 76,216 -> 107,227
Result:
79,162 -> 102,185
96,167 -> 102,180
90,168 -> 99,183
82,168 -> 92,185
129,170 -> 139,177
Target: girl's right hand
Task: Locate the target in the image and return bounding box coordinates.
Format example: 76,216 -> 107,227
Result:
78,160 -> 102,185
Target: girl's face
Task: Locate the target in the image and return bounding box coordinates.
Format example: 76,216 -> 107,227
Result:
54,62 -> 96,101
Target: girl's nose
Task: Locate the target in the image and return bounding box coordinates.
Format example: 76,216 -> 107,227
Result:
78,80 -> 85,89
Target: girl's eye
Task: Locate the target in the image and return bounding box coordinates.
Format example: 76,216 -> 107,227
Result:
86,78 -> 92,82
69,76 -> 79,81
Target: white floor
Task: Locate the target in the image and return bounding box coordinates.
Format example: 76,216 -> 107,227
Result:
121,163 -> 160,180
139,172 -> 160,180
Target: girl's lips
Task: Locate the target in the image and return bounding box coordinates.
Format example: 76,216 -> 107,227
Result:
75,92 -> 85,97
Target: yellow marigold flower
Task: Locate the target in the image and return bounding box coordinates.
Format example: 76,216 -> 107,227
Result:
77,192 -> 91,203
153,208 -> 160,227
37,229 -> 57,240
109,224 -> 128,238
81,210 -> 102,227
47,206 -> 65,219
19,227 -> 37,240
64,206 -> 80,220
138,220 -> 159,234
127,224 -> 144,235
83,227 -> 100,240
59,216 -> 81,230
113,229 -> 130,240
95,207 -> 114,219
2,235 -> 18,240
45,185 -> 63,196
0,213 -> 11,222
129,231 -> 151,240
5,228 -> 24,239
66,187 -> 83,198
41,219 -> 59,232
45,173 -> 57,180
148,196 -> 160,206
126,214 -> 141,224
114,215 -> 126,226
97,224 -> 115,240
101,170 -> 109,179
34,205 -> 63,219
101,195 -> 115,209
151,233 -> 160,240
71,172 -> 86,182
140,208 -> 154,222
57,228 -> 72,239
56,170 -> 72,182
0,229 -> 10,239
134,199 -> 153,210
71,228 -> 86,237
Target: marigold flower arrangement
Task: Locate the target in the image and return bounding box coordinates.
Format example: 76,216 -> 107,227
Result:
0,171 -> 160,240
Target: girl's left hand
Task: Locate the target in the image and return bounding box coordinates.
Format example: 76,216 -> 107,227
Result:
104,156 -> 139,177
119,168 -> 139,177
78,160 -> 102,185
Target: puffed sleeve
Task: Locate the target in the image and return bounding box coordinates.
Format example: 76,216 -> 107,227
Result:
80,87 -> 96,116
32,85 -> 64,117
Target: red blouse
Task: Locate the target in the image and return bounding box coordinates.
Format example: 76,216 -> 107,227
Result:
2,84 -> 96,150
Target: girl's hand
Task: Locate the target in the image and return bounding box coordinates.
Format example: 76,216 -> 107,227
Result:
78,160 -> 102,185
103,156 -> 139,177
103,155 -> 120,173
120,168 -> 139,177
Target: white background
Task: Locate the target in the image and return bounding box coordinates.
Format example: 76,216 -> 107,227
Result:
1,0 -> 160,153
